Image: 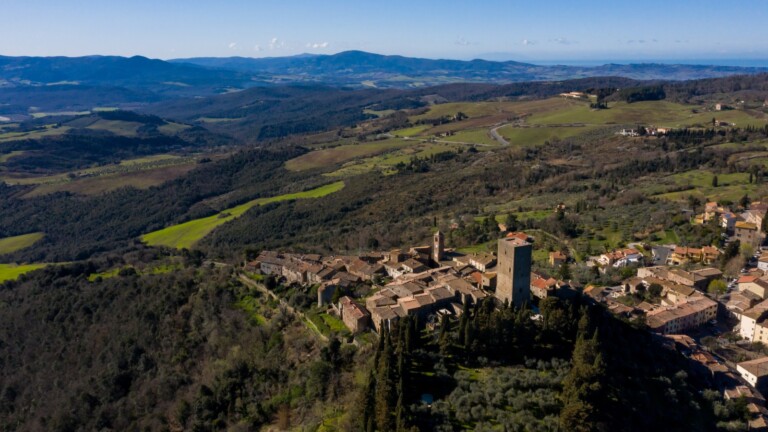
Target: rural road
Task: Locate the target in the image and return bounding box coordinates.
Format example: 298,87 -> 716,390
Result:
489,123 -> 510,146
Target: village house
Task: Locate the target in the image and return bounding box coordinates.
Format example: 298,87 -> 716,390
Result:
726,290 -> 762,319
638,266 -> 721,291
583,285 -> 608,303
598,248 -> 642,268
735,221 -> 761,248
645,295 -> 718,334
739,299 -> 768,343
738,357 -> 768,393
338,296 -> 370,334
530,274 -> 558,299
466,252 -> 497,273
559,91 -> 586,99
721,212 -> 740,232
759,254 -> 768,272
670,247 -> 702,265
744,209 -> 767,233
670,246 -> 721,265
549,251 -> 567,267
739,275 -> 768,300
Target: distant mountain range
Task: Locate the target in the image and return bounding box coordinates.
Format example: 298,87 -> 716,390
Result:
1,51 -> 767,92
171,50 -> 768,86
2,51 -> 768,115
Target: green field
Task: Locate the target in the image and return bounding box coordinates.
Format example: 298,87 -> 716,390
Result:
391,125 -> 431,137
499,125 -> 599,147
410,101 -> 515,121
196,117 -> 238,123
525,100 -> 768,129
2,154 -> 199,196
0,233 -> 44,255
0,263 -> 48,282
0,125 -> 72,143
439,129 -> 500,146
87,119 -> 143,136
286,139 -> 413,171
142,181 -> 345,249
30,111 -> 90,119
325,142 -> 461,177
363,108 -> 396,118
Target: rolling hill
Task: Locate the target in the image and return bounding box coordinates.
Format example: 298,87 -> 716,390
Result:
171,50 -> 768,87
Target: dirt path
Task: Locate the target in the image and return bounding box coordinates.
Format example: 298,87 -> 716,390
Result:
237,273 -> 328,342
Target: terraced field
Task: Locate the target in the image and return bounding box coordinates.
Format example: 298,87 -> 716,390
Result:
142,181 -> 345,249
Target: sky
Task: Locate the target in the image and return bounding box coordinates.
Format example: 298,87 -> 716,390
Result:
1,0 -> 767,64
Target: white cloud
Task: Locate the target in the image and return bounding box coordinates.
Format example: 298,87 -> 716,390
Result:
454,37 -> 473,46
522,39 -> 535,46
306,41 -> 329,49
550,37 -> 576,45
269,37 -> 284,50
254,44 -> 262,51
228,42 -> 237,49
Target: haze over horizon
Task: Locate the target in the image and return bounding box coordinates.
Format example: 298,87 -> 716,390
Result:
1,0 -> 767,65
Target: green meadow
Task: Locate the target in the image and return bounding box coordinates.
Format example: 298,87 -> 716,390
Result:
142,181 -> 345,249
0,263 -> 48,282
285,139 -> 413,171
0,232 -> 45,255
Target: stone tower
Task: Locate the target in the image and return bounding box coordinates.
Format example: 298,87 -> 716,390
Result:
432,230 -> 445,263
496,237 -> 532,307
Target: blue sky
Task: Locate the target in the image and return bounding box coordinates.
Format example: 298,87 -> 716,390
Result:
1,0 -> 766,63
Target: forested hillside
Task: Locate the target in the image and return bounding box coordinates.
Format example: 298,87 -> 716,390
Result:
0,255 -> 366,431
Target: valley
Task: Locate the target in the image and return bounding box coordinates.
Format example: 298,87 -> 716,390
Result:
2,56 -> 768,431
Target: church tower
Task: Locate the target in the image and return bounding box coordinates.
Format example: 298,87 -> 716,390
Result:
432,230 -> 445,263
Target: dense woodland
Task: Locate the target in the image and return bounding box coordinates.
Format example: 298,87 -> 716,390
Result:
0,255 -> 367,431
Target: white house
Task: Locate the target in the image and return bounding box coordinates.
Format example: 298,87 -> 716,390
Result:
737,357 -> 768,391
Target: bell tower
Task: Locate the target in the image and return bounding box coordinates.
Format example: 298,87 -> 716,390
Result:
432,230 -> 445,263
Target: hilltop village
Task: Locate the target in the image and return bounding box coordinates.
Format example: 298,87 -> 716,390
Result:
247,199 -> 768,430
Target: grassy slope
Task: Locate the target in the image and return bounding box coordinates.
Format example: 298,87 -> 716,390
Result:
0,263 -> 48,282
0,233 -> 45,254
142,181 -> 346,249
285,139 -> 412,171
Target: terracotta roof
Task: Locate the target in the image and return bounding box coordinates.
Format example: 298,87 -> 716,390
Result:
340,296 -> 369,320
506,232 -> 531,242
739,275 -> 759,284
